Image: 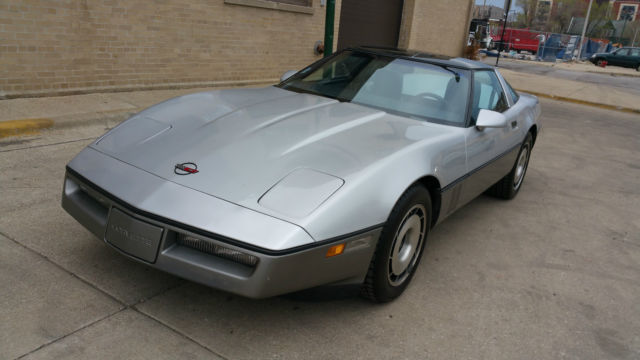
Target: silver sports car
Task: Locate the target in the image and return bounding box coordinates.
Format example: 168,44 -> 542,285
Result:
62,47 -> 541,302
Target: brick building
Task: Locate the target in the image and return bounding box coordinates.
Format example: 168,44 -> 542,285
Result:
0,0 -> 474,99
610,0 -> 640,21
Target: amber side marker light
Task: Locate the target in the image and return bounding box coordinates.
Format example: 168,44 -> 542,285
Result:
326,243 -> 345,257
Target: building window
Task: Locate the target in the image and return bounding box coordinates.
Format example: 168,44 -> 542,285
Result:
618,4 -> 638,21
225,0 -> 314,14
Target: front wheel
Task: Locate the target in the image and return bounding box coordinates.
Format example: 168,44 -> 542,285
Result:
360,186 -> 431,302
596,59 -> 605,67
487,133 -> 533,199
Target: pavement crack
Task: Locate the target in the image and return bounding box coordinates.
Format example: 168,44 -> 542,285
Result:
131,306 -> 230,360
136,280 -> 186,304
1,230 -> 223,359
0,230 -> 128,308
14,308 -> 127,360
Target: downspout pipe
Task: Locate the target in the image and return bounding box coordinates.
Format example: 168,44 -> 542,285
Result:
324,0 -> 336,58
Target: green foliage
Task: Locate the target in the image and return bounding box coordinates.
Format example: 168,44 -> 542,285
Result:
506,0 -> 639,44
585,1 -> 613,38
513,0 -> 537,28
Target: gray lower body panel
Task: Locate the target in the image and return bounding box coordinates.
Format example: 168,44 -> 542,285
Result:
438,143 -> 521,221
62,172 -> 380,298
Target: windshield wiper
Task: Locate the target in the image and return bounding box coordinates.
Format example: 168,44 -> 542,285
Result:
443,67 -> 461,82
281,85 -> 350,103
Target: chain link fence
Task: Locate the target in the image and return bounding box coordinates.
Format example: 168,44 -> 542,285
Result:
486,29 -> 615,62
539,34 -> 612,61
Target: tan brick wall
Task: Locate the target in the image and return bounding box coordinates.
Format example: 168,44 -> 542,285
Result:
0,0 -> 475,99
399,0 -> 474,57
0,0 -> 341,98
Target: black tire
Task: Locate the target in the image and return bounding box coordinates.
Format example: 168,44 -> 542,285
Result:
596,59 -> 605,67
487,132 -> 533,200
636,63 -> 639,72
361,186 -> 431,303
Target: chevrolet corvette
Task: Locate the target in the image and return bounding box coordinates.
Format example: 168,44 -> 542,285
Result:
62,47 -> 541,302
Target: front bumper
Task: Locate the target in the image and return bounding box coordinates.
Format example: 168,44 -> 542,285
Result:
62,169 -> 380,298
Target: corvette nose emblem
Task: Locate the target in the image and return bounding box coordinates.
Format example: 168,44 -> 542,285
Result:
174,162 -> 199,175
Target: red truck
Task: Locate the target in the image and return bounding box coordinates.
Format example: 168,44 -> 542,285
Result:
491,28 -> 545,54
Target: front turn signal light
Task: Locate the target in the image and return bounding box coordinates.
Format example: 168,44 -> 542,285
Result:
326,243 -> 345,258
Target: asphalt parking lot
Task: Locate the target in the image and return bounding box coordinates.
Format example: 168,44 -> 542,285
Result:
1,98 -> 639,360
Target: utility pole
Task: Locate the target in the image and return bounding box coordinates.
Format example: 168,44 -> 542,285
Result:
576,0 -> 593,61
496,0 -> 512,67
633,27 -> 639,47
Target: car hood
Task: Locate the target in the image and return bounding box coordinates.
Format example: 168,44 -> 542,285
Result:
92,86 -> 454,216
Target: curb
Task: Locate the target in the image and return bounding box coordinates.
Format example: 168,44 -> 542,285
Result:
0,110 -> 136,139
0,79 -> 279,100
0,118 -> 54,139
584,69 -> 640,78
517,89 -> 640,114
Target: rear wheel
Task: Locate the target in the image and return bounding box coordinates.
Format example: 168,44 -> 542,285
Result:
361,186 -> 431,302
487,133 -> 533,199
636,63 -> 639,72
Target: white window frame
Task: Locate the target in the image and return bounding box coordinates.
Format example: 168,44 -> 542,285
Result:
617,3 -> 638,21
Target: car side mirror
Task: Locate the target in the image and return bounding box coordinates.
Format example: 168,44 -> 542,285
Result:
476,109 -> 508,130
280,70 -> 298,82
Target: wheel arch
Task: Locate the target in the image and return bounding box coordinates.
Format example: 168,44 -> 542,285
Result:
414,175 -> 442,228
529,124 -> 538,147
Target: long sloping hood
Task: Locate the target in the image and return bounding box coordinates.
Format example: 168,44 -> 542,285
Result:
91,86 -> 456,215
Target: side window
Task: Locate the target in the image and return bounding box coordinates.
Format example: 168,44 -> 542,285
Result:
471,70 -> 509,122
630,49 -> 640,57
615,49 -> 629,56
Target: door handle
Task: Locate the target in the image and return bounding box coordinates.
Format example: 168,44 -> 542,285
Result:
511,120 -> 518,129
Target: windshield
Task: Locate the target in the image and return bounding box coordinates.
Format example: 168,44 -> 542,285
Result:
278,51 -> 471,126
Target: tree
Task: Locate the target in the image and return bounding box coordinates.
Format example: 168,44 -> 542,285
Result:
532,1 -> 555,31
585,1 -> 613,38
511,0 -> 614,35
547,0 -> 581,33
514,0 -> 538,28
623,19 -> 640,45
